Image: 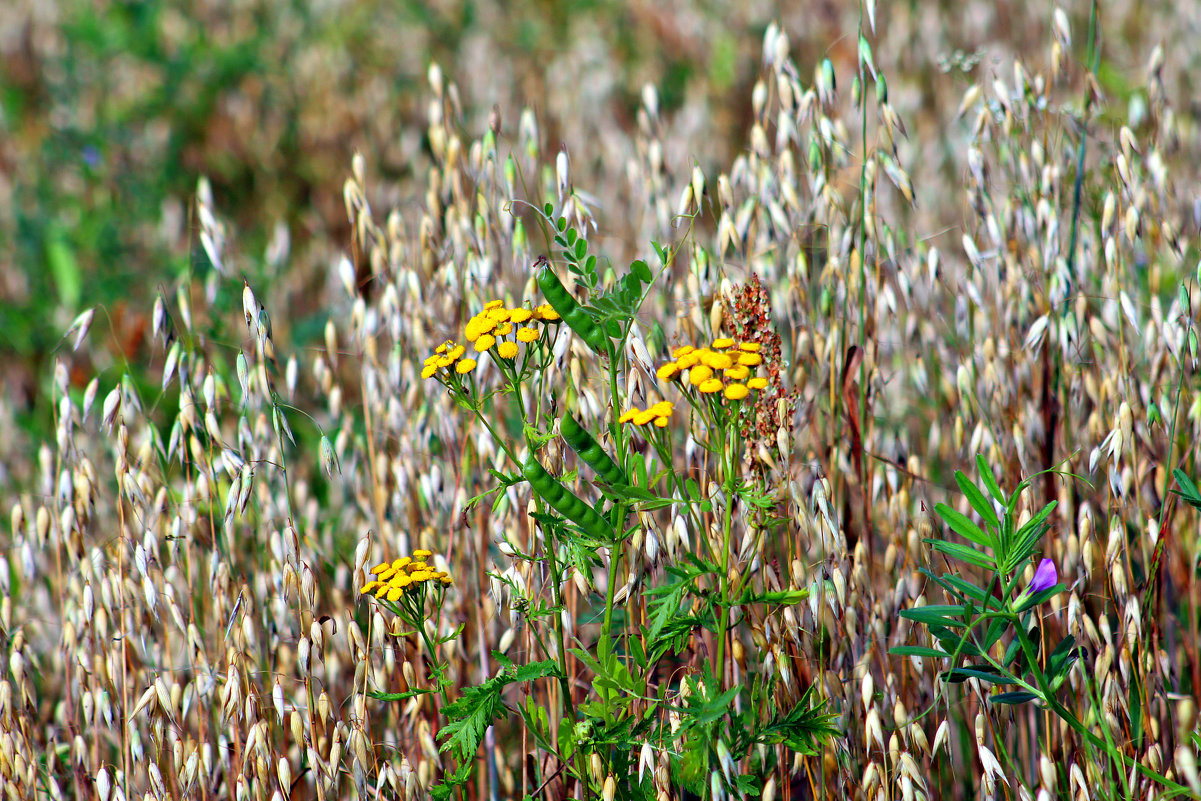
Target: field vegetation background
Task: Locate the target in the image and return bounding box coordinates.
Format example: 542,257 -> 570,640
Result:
2,0 -> 1201,799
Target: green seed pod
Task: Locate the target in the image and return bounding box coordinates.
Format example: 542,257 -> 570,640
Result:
523,455 -> 612,539
560,413 -> 627,486
537,259 -> 610,354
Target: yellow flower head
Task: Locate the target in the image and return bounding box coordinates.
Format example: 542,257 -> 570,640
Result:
464,316 -> 495,342
724,365 -> 750,381
391,574 -> 413,588
392,557 -> 412,570
656,362 -> 681,380
475,334 -> 496,352
371,562 -> 393,574
677,352 -> 701,369
633,409 -> 658,426
701,352 -> 734,370
421,364 -> 438,379
510,308 -> 533,324
534,304 -> 561,321
435,343 -> 448,354
448,345 -> 466,361
440,574 -> 453,585
698,378 -> 724,394
413,549 -> 432,559
747,377 -> 768,390
618,408 -> 639,424
738,342 -> 761,352
360,581 -> 382,594
486,307 -> 511,322
724,383 -> 749,400
651,400 -> 674,415
374,584 -> 390,599
386,586 -> 404,602
497,341 -> 519,359
456,358 -> 478,374
688,365 -> 713,386
484,300 -> 504,310
410,570 -> 433,583
516,326 -> 539,343
737,352 -> 763,366
495,322 -> 514,336
712,337 -> 735,349
672,345 -> 695,357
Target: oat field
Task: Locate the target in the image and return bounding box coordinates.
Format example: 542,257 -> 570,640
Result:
2,1 -> 1201,800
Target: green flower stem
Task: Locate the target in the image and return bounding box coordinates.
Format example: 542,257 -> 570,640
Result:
714,418 -> 740,681
957,607 -> 1190,796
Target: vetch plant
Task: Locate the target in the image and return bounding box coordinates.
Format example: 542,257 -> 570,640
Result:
894,457 -> 1192,795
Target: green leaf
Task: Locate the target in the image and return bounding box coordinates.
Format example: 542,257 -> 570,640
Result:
924,538 -> 997,570
631,259 -> 653,283
1171,468 -> 1201,510
976,456 -> 1006,504
889,645 -> 953,659
437,658 -> 561,761
934,502 -> 993,549
898,604 -> 970,628
990,691 -> 1039,705
943,665 -> 1019,685
956,470 -> 1000,531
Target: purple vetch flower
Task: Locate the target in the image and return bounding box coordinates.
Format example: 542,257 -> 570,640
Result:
1029,558 -> 1058,594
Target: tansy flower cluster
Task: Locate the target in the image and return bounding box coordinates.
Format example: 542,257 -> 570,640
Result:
421,300 -> 560,380
361,549 -> 453,602
655,339 -> 769,401
618,400 -> 674,427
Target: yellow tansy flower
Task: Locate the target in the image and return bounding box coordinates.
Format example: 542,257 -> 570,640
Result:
633,409 -> 658,426
653,416 -> 669,428
702,352 -> 734,370
738,342 -> 761,352
392,557 -> 412,570
448,345 -> 466,361
712,337 -> 735,348
698,378 -> 724,394
475,334 -> 496,352
510,308 -> 533,324
371,562 -> 392,573
618,408 -> 639,423
374,585 -> 390,598
672,345 -> 695,357
516,326 -> 539,343
724,365 -> 750,380
677,352 -> 701,369
484,300 -> 504,310
497,341 -> 519,359
386,587 -> 404,602
392,574 -> 412,588
421,365 -> 438,379
360,581 -> 382,594
738,353 -> 763,366
656,362 -> 681,380
689,365 -> 713,385
495,322 -> 514,336
456,358 -> 477,374
747,377 -> 768,390
724,383 -> 749,400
